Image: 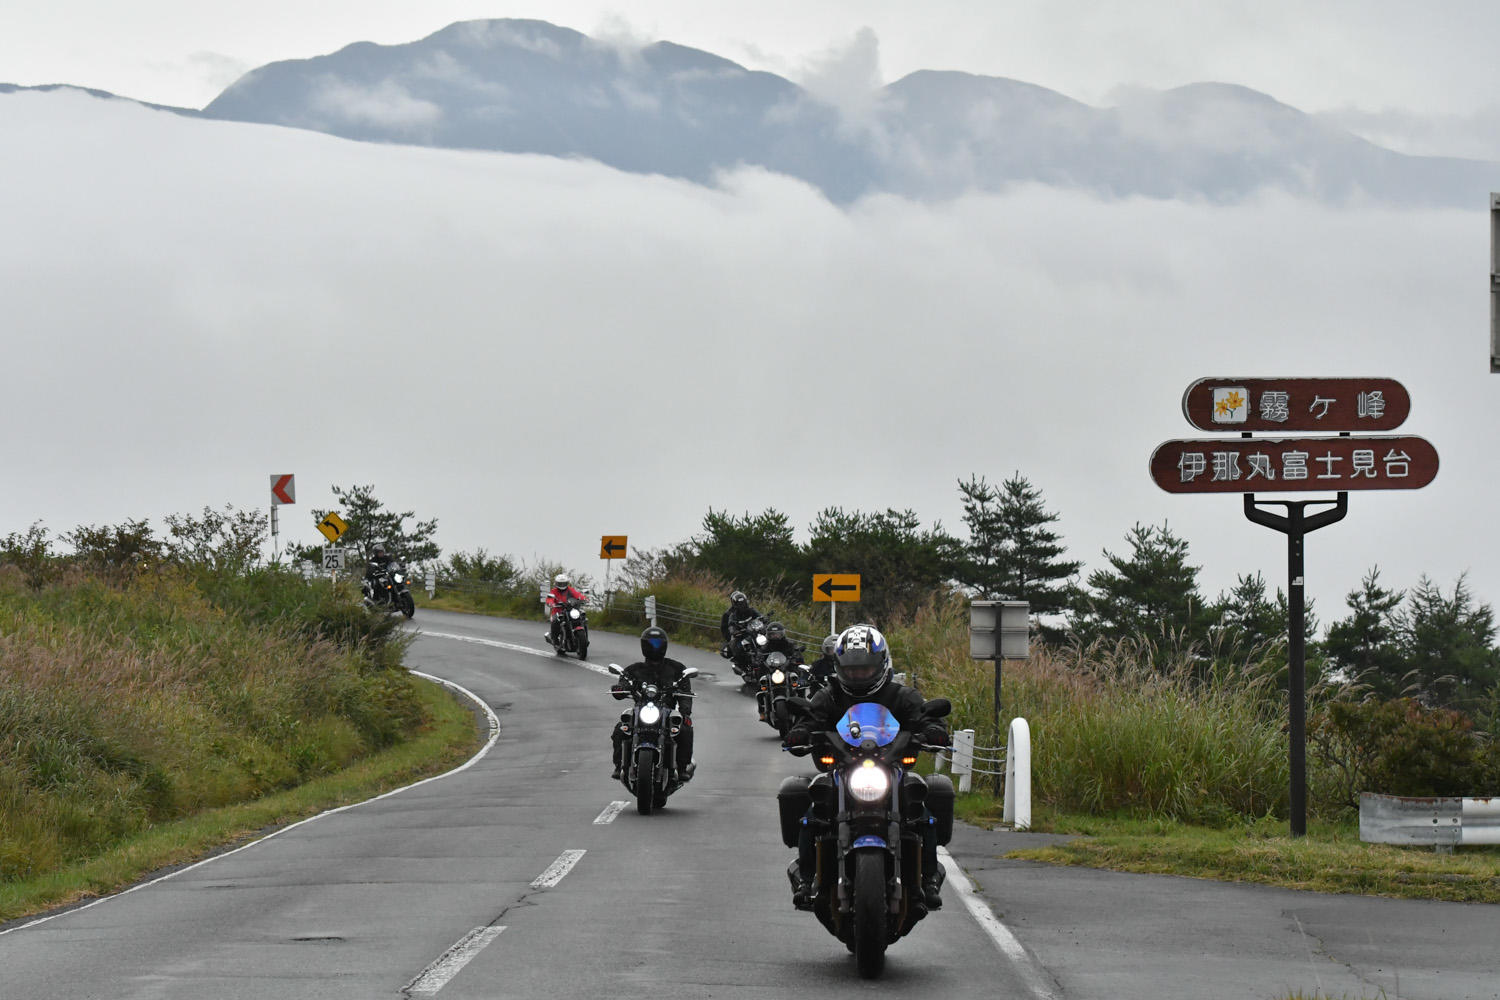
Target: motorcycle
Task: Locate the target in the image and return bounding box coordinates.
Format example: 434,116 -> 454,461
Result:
548,596 -> 590,659
609,663 -> 699,815
363,564 -> 415,618
778,698 -> 955,979
725,616 -> 769,685
758,651 -> 815,738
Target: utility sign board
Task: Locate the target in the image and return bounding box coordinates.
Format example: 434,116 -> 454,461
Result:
813,574 -> 861,602
322,546 -> 346,572
1151,436 -> 1438,493
600,535 -> 628,559
317,512 -> 349,543
1181,377 -> 1410,432
270,474 -> 295,505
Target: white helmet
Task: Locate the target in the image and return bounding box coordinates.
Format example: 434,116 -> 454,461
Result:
554,574 -> 570,589
834,624 -> 891,697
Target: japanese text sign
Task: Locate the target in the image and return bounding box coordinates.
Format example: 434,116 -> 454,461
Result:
1151,436 -> 1438,493
1181,377 -> 1409,432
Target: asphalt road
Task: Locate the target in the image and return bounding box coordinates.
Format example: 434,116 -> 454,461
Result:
1,608 -> 1496,999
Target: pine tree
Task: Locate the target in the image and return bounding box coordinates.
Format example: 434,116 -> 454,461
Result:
957,473 -> 1079,623
1070,522 -> 1210,650
1394,574 -> 1500,712
1324,566 -> 1407,697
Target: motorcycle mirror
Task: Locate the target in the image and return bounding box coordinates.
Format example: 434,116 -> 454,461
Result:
608,663 -> 623,675
923,697 -> 953,718
680,666 -> 699,679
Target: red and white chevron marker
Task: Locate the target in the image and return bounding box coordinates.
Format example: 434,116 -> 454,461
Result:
270,474 -> 295,505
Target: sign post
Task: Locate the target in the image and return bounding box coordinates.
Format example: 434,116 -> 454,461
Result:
812,574 -> 861,634
269,475 -> 295,562
969,600 -> 1030,794
600,535 -> 627,606
1491,193 -> 1499,373
1156,376 -> 1437,837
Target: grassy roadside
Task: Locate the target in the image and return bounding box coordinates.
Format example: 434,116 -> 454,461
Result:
0,675 -> 483,925
955,796 -> 1500,903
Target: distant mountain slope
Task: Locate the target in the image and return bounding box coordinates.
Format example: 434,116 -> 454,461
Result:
17,18 -> 1499,205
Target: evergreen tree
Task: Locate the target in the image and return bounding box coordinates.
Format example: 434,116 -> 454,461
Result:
1070,522 -> 1211,650
293,483 -> 440,566
957,474 -> 1080,628
805,507 -> 959,622
690,508 -> 802,599
1324,566 -> 1407,698
1394,574 -> 1500,713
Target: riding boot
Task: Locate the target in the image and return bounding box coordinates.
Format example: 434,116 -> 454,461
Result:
786,860 -> 814,911
921,866 -> 945,909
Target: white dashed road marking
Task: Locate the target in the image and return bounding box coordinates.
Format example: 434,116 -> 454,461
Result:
530,850 -> 587,889
593,801 -> 628,825
404,925 -> 507,996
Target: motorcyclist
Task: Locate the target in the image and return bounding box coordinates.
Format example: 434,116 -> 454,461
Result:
764,621 -> 805,666
782,623 -> 950,911
611,626 -> 695,783
807,634 -> 839,686
544,574 -> 588,646
719,590 -> 763,654
364,544 -> 395,601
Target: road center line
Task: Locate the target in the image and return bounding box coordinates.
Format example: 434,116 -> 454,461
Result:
593,801 -> 628,825
416,629 -> 613,676
938,847 -> 1059,1000
404,925 -> 506,996
531,849 -> 587,888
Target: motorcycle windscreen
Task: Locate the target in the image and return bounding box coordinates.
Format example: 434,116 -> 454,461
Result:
836,702 -> 901,747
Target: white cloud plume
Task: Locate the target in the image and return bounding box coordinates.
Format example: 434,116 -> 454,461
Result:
309,75 -> 442,130
1,88 -> 1493,625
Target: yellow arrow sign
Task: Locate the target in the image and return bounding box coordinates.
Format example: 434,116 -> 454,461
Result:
813,574 -> 861,602
317,512 -> 349,543
600,535 -> 628,559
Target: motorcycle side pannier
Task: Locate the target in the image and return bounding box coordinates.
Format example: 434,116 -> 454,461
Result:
925,773 -> 956,846
777,775 -> 812,848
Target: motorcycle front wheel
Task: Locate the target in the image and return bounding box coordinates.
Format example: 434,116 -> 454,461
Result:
576,628 -> 589,660
852,851 -> 888,979
634,748 -> 656,816
399,592 -> 415,618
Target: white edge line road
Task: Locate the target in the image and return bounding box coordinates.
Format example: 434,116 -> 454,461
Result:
0,669 -> 501,939
939,847 -> 1060,1000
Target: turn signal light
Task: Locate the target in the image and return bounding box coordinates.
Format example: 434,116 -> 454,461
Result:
901,756 -> 918,766
819,756 -> 836,767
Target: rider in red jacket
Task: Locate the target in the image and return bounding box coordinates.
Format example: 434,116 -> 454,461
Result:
545,574 -> 588,646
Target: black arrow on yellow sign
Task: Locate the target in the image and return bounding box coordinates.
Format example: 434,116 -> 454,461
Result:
818,578 -> 857,598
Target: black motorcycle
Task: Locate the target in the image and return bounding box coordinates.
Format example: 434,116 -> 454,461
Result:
548,596 -> 590,659
609,663 -> 698,815
363,564 -> 415,618
758,651 -> 815,739
725,616 -> 769,685
778,698 -> 955,979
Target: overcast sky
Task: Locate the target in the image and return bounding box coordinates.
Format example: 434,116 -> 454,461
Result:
3,86 -> 1497,627
7,1 -> 1500,132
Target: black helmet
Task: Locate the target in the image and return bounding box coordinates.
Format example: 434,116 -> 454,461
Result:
833,624 -> 891,697
374,545 -> 387,558
821,634 -> 839,658
641,626 -> 669,662
730,591 -> 748,611
766,621 -> 786,642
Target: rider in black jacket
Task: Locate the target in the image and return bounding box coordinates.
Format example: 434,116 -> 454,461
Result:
763,621 -> 805,665
783,624 -> 950,910
611,627 -> 696,782
807,634 -> 839,686
719,590 -> 762,648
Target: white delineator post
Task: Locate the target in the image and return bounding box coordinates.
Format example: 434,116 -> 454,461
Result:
951,728 -> 975,793
1003,717 -> 1031,831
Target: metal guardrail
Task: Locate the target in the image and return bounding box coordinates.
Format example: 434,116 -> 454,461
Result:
1360,792 -> 1500,850
935,718 -> 1031,830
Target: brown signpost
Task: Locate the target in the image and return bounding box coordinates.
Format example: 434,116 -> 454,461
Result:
1150,435 -> 1438,494
1159,376 -> 1437,840
1181,377 -> 1410,432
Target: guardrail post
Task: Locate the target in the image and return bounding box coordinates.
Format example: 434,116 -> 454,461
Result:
644,595 -> 657,628
1003,718 -> 1031,831
951,728 -> 975,793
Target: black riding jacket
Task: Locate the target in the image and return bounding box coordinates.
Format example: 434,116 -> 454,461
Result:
784,679 -> 942,748
617,657 -> 694,715
720,605 -> 763,641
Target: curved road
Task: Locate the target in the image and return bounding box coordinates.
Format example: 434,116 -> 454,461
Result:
0,609 -> 1495,999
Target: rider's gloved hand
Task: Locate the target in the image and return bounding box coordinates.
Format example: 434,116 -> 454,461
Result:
922,724 -> 950,747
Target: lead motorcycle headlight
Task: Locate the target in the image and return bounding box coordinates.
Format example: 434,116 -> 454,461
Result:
392,572 -> 405,583
770,669 -> 786,685
848,759 -> 890,803
569,609 -> 580,619
755,635 -> 767,646
638,703 -> 662,726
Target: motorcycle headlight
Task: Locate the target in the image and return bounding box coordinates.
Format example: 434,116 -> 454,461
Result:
569,609 -> 580,619
848,760 -> 890,803
770,669 -> 786,685
392,572 -> 405,583
755,635 -> 767,646
638,703 -> 661,726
